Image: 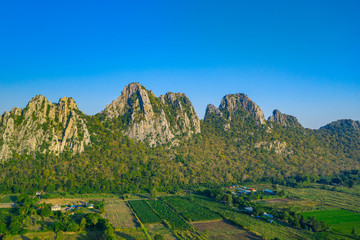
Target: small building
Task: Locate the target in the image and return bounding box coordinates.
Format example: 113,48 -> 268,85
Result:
248,188 -> 256,192
35,192 -> 42,196
51,205 -> 61,211
244,207 -> 253,213
264,189 -> 275,195
87,203 -> 94,209
263,212 -> 274,218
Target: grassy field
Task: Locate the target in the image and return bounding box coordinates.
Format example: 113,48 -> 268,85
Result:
103,200 -> 138,229
283,186 -> 360,213
192,220 -> 262,240
128,200 -> 162,224
301,209 -> 360,236
115,228 -> 148,240
146,223 -> 177,240
192,195 -> 311,240
162,196 -> 221,222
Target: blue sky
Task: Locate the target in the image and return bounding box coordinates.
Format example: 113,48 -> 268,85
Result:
0,0 -> 359,129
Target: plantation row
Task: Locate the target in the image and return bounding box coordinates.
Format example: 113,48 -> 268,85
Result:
162,196 -> 221,222
146,200 -> 191,230
128,200 -> 162,224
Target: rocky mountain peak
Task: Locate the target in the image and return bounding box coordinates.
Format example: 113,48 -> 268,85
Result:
268,109 -> 302,128
204,104 -> 222,119
102,83 -> 200,146
0,95 -> 90,161
219,93 -> 265,125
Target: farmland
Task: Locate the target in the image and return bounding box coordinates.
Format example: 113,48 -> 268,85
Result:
283,186 -> 360,213
301,209 -> 360,236
192,220 -> 262,240
192,195 -> 311,240
162,196 -> 221,222
103,200 -> 138,229
128,200 -> 162,224
146,223 -> 177,240
146,200 -> 191,230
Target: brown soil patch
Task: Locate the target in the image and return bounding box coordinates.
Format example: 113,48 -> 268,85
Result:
192,220 -> 262,240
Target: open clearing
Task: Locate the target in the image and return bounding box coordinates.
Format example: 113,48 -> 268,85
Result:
192,220 -> 262,240
115,228 -> 147,240
146,223 -> 177,240
40,197 -> 109,205
301,209 -> 360,236
284,186 -> 360,213
258,198 -> 322,212
103,200 -> 138,229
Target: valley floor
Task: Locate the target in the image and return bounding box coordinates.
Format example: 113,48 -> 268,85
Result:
1,183 -> 360,240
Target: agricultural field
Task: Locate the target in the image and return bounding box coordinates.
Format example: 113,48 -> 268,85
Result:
115,228 -> 148,240
283,186 -> 360,213
192,220 -> 263,240
0,195 -> 17,203
301,209 -> 360,236
146,200 -> 191,230
257,198 -> 325,212
162,196 -> 221,222
192,195 -> 312,240
103,200 -> 138,229
128,200 -> 162,224
146,223 -> 177,240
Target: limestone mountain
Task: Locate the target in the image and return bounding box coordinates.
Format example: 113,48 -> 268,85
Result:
0,95 -> 90,161
204,93 -> 265,131
268,109 -> 303,128
101,82 -> 200,146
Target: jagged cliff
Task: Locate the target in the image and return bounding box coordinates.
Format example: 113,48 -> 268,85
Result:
0,95 -> 90,161
102,83 -> 200,146
204,93 -> 265,131
268,109 -> 303,128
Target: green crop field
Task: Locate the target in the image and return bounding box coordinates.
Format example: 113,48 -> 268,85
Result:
129,200 -> 162,224
162,196 -> 221,222
146,200 -> 191,230
192,195 -> 312,240
301,209 -> 360,236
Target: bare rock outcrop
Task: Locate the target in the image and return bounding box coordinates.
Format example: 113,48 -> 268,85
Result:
102,83 -> 201,146
204,93 -> 266,130
0,95 -> 90,161
219,93 -> 265,125
268,109 -> 302,128
255,140 -> 293,156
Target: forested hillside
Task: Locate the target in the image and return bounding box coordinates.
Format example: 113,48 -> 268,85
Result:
0,83 -> 359,194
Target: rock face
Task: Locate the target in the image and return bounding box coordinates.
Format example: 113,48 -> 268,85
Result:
204,93 -> 266,130
0,95 -> 91,161
255,140 -> 293,156
102,83 -> 200,146
268,109 -> 303,128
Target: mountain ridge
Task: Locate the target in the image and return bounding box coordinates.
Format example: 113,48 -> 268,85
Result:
0,82 -> 359,162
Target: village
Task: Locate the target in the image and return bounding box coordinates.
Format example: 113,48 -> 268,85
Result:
227,185 -> 276,196
225,185 -> 277,222
33,191 -> 101,214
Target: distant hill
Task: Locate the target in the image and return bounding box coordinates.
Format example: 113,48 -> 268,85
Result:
0,82 -> 359,193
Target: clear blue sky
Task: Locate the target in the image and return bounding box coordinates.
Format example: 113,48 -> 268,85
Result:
0,0 -> 359,129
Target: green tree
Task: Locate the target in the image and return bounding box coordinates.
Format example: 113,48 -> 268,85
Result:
80,217 -> 87,231
154,234 -> 165,240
